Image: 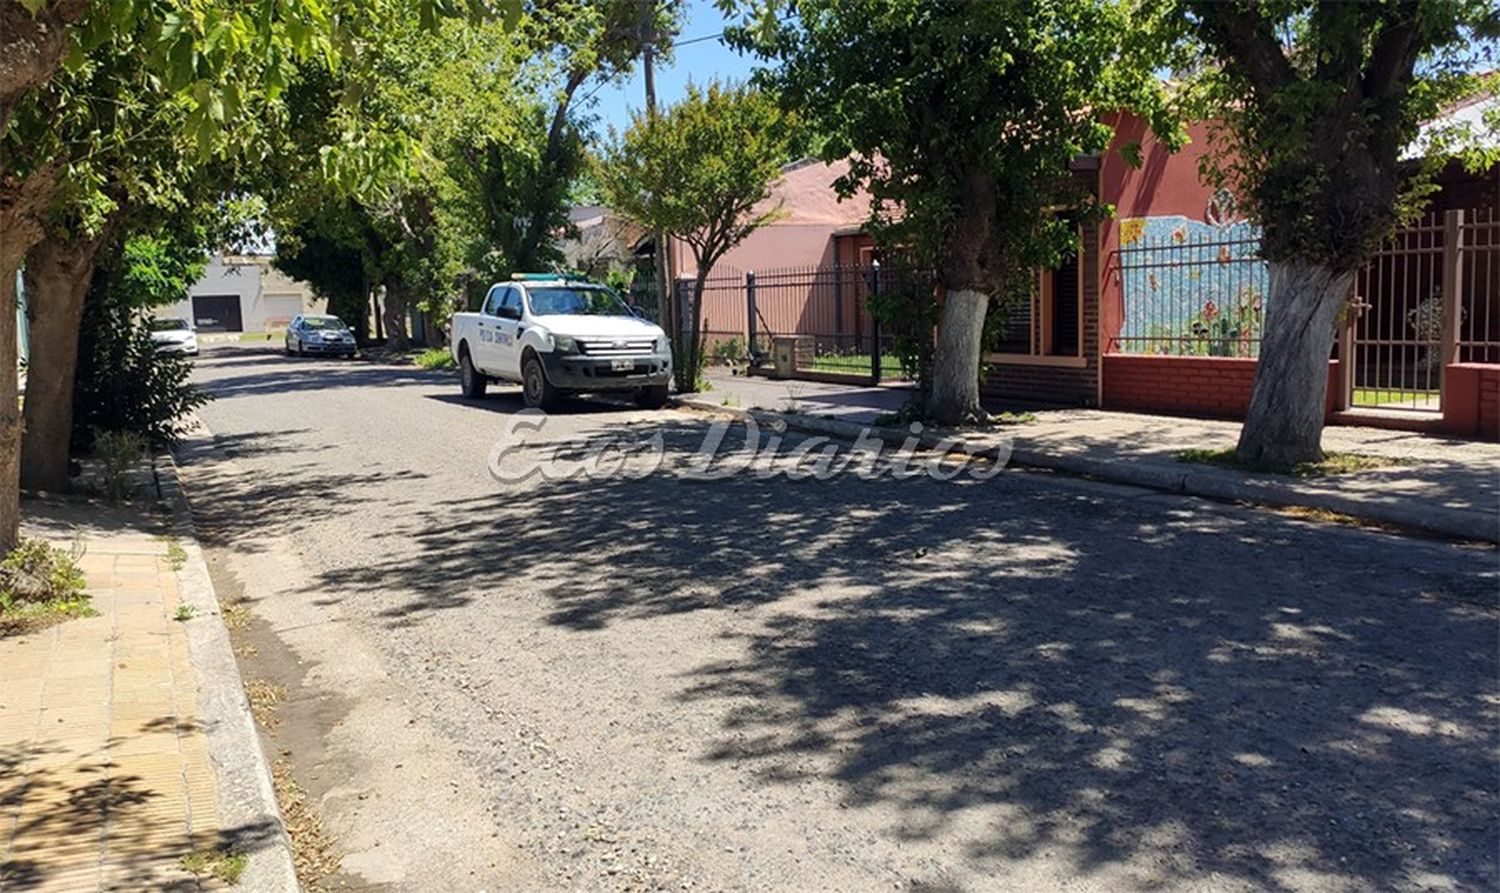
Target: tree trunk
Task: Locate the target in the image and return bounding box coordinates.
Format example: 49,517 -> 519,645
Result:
1235,261 -> 1352,466
0,266 -> 22,553
675,270 -> 709,393
0,0 -> 88,139
0,165 -> 59,551
369,287 -> 384,341
20,231 -> 106,492
381,280 -> 409,351
927,288 -> 989,425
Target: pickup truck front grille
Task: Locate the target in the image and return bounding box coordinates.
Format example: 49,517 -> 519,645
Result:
578,338 -> 655,357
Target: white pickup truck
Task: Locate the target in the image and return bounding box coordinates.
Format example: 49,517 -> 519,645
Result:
449,275 -> 672,410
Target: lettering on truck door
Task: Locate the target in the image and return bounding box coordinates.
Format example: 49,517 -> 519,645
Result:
473,286 -> 507,373
490,286 -> 524,378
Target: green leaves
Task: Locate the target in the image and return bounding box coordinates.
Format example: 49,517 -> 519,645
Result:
740,0 -> 1170,290
1179,0 -> 1497,265
597,81 -> 795,259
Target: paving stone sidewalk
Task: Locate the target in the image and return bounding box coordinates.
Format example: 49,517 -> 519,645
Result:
1,501 -> 291,892
688,370 -> 1500,542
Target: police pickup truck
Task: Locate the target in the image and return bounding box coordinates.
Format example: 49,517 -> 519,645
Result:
449,274 -> 672,410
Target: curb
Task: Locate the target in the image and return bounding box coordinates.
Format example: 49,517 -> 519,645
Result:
157,450 -> 302,892
671,395 -> 1497,544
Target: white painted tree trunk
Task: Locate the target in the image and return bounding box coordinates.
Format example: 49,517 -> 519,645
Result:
1236,260 -> 1353,466
927,288 -> 989,426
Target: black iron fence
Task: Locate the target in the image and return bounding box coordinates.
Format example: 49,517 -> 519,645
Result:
1115,227 -> 1268,357
624,264 -> 920,382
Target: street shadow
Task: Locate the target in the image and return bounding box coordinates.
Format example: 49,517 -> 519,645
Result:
309,413 -> 1498,891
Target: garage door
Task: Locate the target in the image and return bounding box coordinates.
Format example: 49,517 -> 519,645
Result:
192,295 -> 243,332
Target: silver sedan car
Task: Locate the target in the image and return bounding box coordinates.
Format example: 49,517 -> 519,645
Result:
285,314 -> 357,357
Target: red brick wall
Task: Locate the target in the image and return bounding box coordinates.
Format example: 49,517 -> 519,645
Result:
1102,354 -> 1341,420
1442,363 -> 1500,440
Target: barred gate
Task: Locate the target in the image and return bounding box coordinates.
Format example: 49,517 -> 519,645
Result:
627,264 -> 914,382
1349,208 -> 1500,411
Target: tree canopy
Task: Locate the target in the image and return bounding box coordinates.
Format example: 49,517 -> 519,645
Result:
736,0 -> 1176,423
597,81 -> 797,390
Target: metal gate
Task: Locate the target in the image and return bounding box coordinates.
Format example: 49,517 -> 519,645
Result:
1346,209 -> 1500,412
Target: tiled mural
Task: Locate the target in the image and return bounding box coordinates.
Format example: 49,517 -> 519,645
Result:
1117,215 -> 1268,357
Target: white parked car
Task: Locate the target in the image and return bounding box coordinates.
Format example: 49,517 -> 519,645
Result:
449,275 -> 671,409
150,317 -> 199,356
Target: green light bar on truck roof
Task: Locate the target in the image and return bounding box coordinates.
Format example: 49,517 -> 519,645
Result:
511,271 -> 587,281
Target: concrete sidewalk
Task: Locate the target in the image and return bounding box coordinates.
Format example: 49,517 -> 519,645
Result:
688,370 -> 1500,542
1,499 -> 294,891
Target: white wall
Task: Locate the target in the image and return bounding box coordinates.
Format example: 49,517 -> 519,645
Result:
158,255 -> 323,333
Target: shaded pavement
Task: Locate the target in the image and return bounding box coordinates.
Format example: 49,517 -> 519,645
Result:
176,343 -> 1499,892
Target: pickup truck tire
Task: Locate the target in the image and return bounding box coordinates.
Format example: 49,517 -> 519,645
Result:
459,349 -> 487,399
522,353 -> 560,410
635,384 -> 669,409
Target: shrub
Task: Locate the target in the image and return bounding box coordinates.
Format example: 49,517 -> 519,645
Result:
72,293 -> 210,452
92,430 -> 149,503
0,538 -> 88,613
415,347 -> 456,370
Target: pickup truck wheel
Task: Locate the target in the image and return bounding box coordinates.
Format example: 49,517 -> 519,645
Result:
522,354 -> 559,410
635,384 -> 669,409
459,351 -> 487,398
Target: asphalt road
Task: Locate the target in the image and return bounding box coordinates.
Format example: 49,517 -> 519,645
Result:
182,342 -> 1498,893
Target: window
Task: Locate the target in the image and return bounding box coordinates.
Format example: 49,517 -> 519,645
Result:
482,286 -> 506,316
991,230 -> 1084,363
498,287 -> 523,317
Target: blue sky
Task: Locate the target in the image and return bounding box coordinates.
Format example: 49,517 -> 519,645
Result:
587,0 -> 764,137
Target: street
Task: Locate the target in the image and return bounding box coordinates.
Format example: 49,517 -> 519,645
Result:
180,343 -> 1498,893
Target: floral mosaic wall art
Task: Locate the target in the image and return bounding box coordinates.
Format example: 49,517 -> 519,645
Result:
1117,215 -> 1268,357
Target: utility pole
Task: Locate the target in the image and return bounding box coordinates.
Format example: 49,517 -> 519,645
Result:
641,0 -> 674,345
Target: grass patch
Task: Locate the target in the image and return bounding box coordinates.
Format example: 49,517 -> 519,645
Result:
1176,447 -> 1412,478
1,538 -> 94,637
238,332 -> 276,342
165,539 -> 188,571
174,604 -> 196,622
1353,387 -> 1438,407
808,353 -> 907,377
871,406 -> 1037,428
990,410 -> 1037,425
181,848 -> 248,884
0,597 -> 97,637
415,347 -> 455,370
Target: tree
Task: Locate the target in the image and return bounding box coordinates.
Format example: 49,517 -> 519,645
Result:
1180,1 -> 1498,465
0,0 -> 512,550
596,82 -> 796,391
71,230 -> 211,451
272,211 -> 372,340
738,0 -> 1173,424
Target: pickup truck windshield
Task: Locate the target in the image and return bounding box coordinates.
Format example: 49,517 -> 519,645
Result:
527,287 -> 631,317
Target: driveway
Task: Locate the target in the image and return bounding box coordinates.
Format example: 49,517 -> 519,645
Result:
180,343 -> 1498,892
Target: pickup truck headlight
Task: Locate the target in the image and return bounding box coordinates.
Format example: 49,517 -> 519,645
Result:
552,334 -> 578,354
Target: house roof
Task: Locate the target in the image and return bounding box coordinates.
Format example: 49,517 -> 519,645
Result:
755,157 -> 871,227
1404,85 -> 1498,160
